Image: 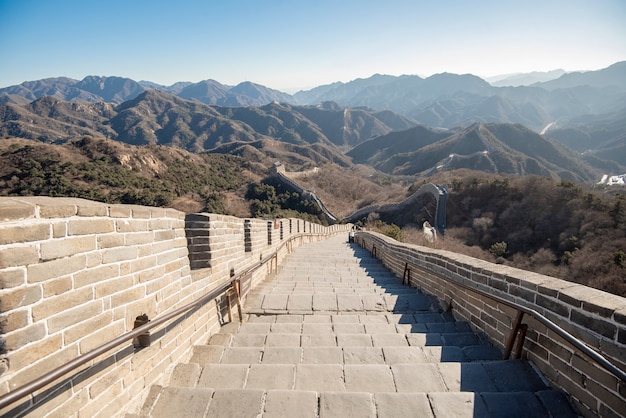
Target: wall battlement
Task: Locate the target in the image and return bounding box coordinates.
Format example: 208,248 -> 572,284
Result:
0,196 -> 349,417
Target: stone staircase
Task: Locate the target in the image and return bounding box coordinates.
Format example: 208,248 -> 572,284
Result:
131,235 -> 578,417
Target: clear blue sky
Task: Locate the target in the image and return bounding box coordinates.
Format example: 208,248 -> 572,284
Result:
1,0 -> 625,92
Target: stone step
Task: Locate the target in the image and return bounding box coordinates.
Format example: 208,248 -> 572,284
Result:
188,344 -> 502,365
141,235 -> 579,417
135,386 -> 578,418
245,293 -> 439,313
169,360 -> 549,393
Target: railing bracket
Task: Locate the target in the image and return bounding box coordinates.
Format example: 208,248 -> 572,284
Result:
132,314 -> 151,348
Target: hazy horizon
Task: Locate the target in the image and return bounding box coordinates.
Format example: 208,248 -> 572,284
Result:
1,0 -> 625,92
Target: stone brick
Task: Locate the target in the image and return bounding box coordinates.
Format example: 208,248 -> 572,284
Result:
32,285 -> 92,321
79,321 -> 125,354
94,275 -> 134,299
74,264 -> 121,289
571,353 -> 619,391
122,231 -> 152,246
536,294 -> 569,318
68,218 -> 115,236
78,380 -> 124,418
154,229 -> 176,242
0,268 -> 25,288
5,322 -> 46,350
63,312 -> 114,345
46,300 -> 103,334
43,387 -> 89,418
8,333 -> 64,371
50,221 -> 67,240
130,207 -> 152,219
102,246 -> 138,264
137,265 -> 166,285
27,254 -> 87,283
38,202 -> 77,218
570,310 -> 617,339
109,206 -> 131,218
585,378 -> 626,416
0,309 -> 29,333
42,276 -> 72,297
0,199 -> 35,221
40,236 -> 97,261
509,284 -> 537,303
0,245 -> 39,269
116,219 -> 149,233
0,284 -> 42,311
97,233 -> 125,249
110,286 -> 145,309
76,203 -> 108,217
0,223 -> 50,245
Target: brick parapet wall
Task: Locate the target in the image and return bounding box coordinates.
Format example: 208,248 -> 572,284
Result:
356,231 -> 626,418
0,197 -> 350,417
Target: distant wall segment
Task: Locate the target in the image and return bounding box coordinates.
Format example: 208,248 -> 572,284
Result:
355,231 -> 626,418
0,196 -> 350,417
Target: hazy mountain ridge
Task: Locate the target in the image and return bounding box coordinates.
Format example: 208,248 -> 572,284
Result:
487,69 -> 566,87
0,90 -> 413,166
295,62 -> 626,131
0,76 -> 294,107
2,62 -> 625,133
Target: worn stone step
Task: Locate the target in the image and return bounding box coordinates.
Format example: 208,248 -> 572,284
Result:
138,387 -> 578,418
185,344 -> 501,366
170,360 -> 548,395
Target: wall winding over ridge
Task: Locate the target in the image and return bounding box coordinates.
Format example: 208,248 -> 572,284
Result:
0,196 -> 349,417
356,231 -> 626,418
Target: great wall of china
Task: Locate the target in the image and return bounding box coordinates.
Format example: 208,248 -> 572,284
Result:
0,195 -> 624,417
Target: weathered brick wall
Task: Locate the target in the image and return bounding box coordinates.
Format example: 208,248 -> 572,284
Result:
0,197 -> 350,417
356,231 -> 626,418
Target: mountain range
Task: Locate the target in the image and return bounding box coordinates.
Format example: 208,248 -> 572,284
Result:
1,88 -> 620,183
1,62 -> 625,183
2,62 -> 625,132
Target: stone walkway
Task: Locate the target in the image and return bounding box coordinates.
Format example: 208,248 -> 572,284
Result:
133,235 -> 578,417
